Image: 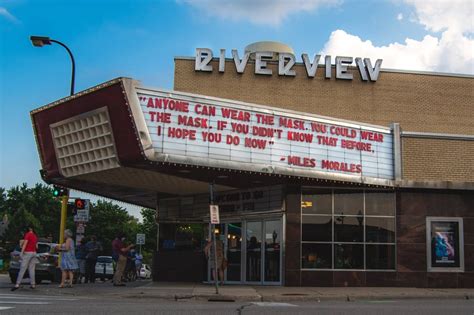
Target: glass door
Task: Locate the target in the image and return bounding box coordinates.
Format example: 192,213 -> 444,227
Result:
264,220 -> 281,283
246,221 -> 262,282
226,223 -> 242,282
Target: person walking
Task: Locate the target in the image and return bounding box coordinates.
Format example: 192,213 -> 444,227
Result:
135,251 -> 143,279
75,238 -> 87,284
11,224 -> 38,291
112,233 -> 134,286
84,235 -> 101,283
57,229 -> 79,288
204,232 -> 225,285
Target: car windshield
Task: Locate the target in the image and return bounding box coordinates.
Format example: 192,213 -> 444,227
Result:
97,257 -> 113,263
37,244 -> 52,254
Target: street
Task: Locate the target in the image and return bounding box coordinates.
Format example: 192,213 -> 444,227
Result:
0,275 -> 472,314
0,292 -> 472,314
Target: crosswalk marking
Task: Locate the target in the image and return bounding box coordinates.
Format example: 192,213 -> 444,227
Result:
0,301 -> 50,305
0,293 -> 79,311
252,302 -> 298,307
0,294 -> 77,301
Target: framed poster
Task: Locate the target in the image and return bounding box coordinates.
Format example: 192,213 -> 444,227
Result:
426,217 -> 464,272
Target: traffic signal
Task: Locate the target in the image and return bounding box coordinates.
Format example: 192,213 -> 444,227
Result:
74,199 -> 86,210
52,185 -> 68,197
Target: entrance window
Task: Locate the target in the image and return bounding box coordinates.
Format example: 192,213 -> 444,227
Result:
301,189 -> 396,271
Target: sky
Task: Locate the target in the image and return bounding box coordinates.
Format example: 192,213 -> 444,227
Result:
0,0 -> 473,219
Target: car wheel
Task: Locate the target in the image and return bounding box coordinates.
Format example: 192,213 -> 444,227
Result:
35,278 -> 43,285
9,272 -> 17,284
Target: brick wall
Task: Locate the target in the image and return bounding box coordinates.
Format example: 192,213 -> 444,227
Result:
174,58 -> 474,183
402,138 -> 474,182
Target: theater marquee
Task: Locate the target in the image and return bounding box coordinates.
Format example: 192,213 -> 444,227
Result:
133,87 -> 394,182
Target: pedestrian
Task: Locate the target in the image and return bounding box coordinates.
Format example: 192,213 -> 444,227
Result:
11,224 -> 38,291
57,229 -> 79,288
85,235 -> 101,283
135,251 -> 143,279
112,233 -> 134,286
204,232 -> 225,285
75,238 -> 87,284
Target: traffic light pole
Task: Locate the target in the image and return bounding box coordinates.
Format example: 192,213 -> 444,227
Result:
58,194 -> 68,264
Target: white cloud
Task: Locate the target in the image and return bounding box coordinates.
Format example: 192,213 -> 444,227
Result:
320,1 -> 474,74
177,0 -> 340,26
397,13 -> 403,21
404,0 -> 473,34
0,7 -> 18,23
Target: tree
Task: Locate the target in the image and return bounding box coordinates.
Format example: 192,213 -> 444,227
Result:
84,200 -> 140,255
0,184 -> 141,258
139,208 -> 157,253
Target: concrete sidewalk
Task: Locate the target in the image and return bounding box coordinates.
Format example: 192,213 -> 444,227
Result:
110,282 -> 474,302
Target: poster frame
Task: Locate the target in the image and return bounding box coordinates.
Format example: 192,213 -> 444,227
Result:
426,217 -> 464,272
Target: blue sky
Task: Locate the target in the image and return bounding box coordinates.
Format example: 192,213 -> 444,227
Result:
1,0 -> 472,218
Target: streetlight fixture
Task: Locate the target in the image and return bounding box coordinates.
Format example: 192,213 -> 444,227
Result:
29,35 -> 76,96
30,35 -> 76,258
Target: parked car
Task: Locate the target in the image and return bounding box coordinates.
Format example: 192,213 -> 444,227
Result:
9,242 -> 58,284
95,256 -> 115,281
139,263 -> 152,279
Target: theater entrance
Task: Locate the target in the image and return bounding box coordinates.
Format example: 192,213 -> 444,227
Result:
207,218 -> 282,285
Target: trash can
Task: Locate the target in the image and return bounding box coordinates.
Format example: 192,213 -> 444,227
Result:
0,259 -> 4,271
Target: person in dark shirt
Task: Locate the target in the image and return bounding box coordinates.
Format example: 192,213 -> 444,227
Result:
84,235 -> 101,283
112,233 -> 134,286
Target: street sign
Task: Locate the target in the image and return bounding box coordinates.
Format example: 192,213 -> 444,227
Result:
210,205 -> 220,224
136,233 -> 146,245
74,210 -> 89,222
76,223 -> 85,234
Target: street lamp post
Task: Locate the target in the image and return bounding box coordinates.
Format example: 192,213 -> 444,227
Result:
30,36 -> 76,260
30,36 -> 76,96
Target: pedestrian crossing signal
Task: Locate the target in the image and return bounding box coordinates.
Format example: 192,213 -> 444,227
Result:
74,199 -> 86,210
52,185 -> 68,197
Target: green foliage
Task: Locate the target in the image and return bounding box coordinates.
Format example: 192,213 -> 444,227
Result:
85,200 -> 140,255
140,208 -> 157,253
0,184 -> 143,258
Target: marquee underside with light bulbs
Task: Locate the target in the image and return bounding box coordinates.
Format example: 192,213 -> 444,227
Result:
31,77 -> 399,210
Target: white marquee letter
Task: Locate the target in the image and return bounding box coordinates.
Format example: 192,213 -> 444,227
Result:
195,48 -> 213,72
232,49 -> 250,73
301,53 -> 321,78
336,56 -> 353,80
279,53 -> 296,76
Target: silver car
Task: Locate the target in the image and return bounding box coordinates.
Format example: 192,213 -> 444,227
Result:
95,256 -> 115,281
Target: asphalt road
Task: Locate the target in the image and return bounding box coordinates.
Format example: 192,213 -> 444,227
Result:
0,292 -> 472,314
0,275 -> 472,314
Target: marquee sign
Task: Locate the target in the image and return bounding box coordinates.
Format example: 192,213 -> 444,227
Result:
136,88 -> 394,181
195,48 -> 383,81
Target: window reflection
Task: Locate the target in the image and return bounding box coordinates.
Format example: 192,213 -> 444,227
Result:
366,245 -> 395,269
366,217 -> 395,243
302,216 -> 332,242
334,244 -> 363,269
334,216 -> 364,242
301,189 -> 396,271
334,190 -> 363,215
365,191 -> 396,216
302,243 -> 332,269
302,189 -> 332,214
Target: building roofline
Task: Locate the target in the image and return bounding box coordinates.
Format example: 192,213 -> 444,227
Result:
174,56 -> 474,79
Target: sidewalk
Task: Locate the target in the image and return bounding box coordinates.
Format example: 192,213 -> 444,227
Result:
104,281 -> 474,302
